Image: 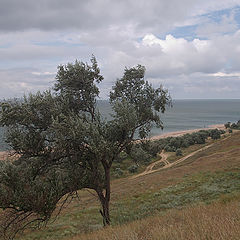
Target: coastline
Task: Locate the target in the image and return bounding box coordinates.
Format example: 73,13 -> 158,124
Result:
150,124 -> 225,140
0,124 -> 225,161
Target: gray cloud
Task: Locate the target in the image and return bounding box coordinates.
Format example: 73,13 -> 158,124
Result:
0,68 -> 54,98
0,0 -> 240,99
0,0 -> 238,33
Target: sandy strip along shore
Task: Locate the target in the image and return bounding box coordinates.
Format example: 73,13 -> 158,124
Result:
0,124 -> 225,161
150,124 -> 225,140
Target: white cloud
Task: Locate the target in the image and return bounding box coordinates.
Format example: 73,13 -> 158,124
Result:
140,34 -> 223,76
209,72 -> 240,77
0,68 -> 54,98
31,71 -> 56,76
0,0 -> 240,99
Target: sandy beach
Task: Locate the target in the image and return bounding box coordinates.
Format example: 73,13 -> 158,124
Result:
0,124 -> 225,161
150,124 -> 225,140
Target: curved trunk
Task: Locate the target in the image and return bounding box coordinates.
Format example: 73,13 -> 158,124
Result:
96,167 -> 111,226
99,195 -> 110,226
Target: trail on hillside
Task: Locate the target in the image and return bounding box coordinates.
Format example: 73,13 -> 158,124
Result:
132,143 -> 214,179
160,136 -> 231,172
131,150 -> 169,179
0,151 -> 7,161
0,151 -> 19,161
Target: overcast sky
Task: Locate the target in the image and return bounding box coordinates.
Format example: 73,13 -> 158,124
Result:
1,0 -> 240,99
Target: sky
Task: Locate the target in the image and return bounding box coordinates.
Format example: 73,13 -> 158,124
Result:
1,0 -> 240,99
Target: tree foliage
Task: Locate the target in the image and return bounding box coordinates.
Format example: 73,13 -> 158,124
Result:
224,120 -> 240,130
0,57 -> 171,239
152,128 -> 225,154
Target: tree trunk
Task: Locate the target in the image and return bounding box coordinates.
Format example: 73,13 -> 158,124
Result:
99,195 -> 110,226
96,167 -> 111,226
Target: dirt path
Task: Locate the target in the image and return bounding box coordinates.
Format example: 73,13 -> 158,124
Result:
132,143 -> 214,179
161,144 -> 214,170
0,151 -> 8,161
0,151 -> 19,161
132,150 -> 169,179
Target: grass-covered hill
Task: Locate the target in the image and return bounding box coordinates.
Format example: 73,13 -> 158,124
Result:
16,130 -> 240,240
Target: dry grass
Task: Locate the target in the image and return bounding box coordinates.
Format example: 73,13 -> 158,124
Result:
13,131 -> 240,239
75,200 -> 240,240
110,132 -> 240,201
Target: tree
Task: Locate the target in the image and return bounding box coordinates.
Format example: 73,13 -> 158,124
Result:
209,129 -> 221,140
224,122 -> 231,129
0,57 -> 171,238
237,120 -> 240,127
231,123 -> 238,129
130,144 -> 152,164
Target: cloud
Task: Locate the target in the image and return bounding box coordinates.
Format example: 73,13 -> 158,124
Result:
196,9 -> 238,37
0,68 -> 54,98
209,72 -> 240,77
139,34 -> 225,77
0,0 -> 240,99
31,71 -> 55,76
0,0 -> 238,33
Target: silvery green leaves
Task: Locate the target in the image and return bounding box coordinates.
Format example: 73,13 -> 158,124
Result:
0,58 -> 170,235
54,56 -> 103,118
110,65 -> 171,139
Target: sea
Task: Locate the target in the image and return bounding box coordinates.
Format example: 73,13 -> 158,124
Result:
0,99 -> 239,151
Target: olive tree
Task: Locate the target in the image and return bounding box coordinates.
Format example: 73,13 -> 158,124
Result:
0,57 -> 171,239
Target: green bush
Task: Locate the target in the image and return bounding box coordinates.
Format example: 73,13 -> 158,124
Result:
176,149 -> 183,156
169,137 -> 182,149
116,151 -> 128,163
130,145 -> 152,164
164,145 -> 175,152
192,133 -> 206,144
181,139 -> 190,148
224,122 -> 231,129
128,164 -> 138,173
114,167 -> 124,177
140,140 -> 162,157
219,129 -> 226,134
209,129 -> 221,140
231,123 -> 238,129
225,120 -> 240,130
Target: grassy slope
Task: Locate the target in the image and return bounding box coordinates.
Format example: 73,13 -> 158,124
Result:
76,199 -> 240,240
18,131 -> 240,240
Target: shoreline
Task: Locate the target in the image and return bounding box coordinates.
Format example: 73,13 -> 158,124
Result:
150,124 -> 225,140
0,124 -> 225,161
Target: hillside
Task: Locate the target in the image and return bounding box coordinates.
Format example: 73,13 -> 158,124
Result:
16,131 -> 240,240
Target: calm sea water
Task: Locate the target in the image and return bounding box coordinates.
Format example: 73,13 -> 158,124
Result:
0,99 -> 239,151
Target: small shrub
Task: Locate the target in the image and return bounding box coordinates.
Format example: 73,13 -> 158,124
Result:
181,139 -> 190,148
231,123 -> 238,129
130,145 -> 152,164
209,129 -> 221,140
226,120 -> 240,130
219,129 -> 225,134
114,167 -> 124,177
116,151 -> 128,163
176,149 -> 183,156
164,145 -> 175,152
224,122 -> 231,129
140,141 -> 162,157
128,164 -> 138,173
192,133 -> 206,144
